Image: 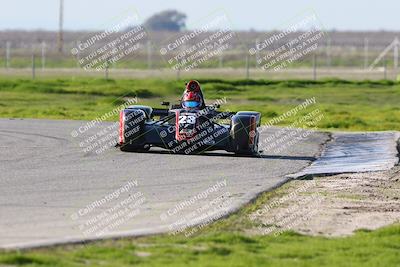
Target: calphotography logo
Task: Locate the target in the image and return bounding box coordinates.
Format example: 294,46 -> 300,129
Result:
249,181 -> 324,236
249,10 -> 326,71
70,96 -> 138,155
71,7 -> 149,71
70,179 -> 146,237
257,97 -> 324,155
159,9 -> 239,71
158,179 -> 234,237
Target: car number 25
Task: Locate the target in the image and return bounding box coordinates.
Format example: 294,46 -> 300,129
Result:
179,114 -> 196,124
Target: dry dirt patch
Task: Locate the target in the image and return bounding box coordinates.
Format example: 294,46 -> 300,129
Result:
249,167 -> 400,237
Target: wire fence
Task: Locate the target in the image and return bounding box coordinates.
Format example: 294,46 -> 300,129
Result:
1,30 -> 399,80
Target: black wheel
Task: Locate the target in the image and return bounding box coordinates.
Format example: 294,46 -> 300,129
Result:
230,112 -> 260,155
119,106 -> 152,153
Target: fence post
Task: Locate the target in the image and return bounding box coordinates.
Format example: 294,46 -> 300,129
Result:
76,41 -> 81,68
245,54 -> 249,80
105,58 -> 109,80
5,41 -> 11,69
383,59 -> 387,80
394,38 -> 398,79
326,37 -> 331,67
255,38 -> 260,66
41,41 -> 46,70
364,38 -> 369,69
313,54 -> 317,80
32,53 -> 36,80
147,40 -> 152,69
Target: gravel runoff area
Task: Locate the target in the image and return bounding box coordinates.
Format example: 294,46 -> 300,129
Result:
249,133 -> 400,236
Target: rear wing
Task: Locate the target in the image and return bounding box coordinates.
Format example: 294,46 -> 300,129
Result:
152,101 -> 236,120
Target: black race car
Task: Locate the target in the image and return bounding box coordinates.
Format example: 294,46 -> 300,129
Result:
118,81 -> 261,155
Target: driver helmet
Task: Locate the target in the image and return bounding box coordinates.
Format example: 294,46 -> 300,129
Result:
186,80 -> 201,92
182,91 -> 203,109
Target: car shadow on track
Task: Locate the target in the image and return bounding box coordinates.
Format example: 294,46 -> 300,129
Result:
123,148 -> 316,161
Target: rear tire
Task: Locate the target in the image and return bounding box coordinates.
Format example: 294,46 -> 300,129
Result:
229,112 -> 260,155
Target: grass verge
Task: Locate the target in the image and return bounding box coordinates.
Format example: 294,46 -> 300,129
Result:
0,77 -> 400,130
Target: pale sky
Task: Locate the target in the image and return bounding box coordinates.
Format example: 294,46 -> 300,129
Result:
1,0 -> 399,31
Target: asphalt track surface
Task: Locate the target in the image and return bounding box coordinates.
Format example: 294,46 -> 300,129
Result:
0,118 -> 329,249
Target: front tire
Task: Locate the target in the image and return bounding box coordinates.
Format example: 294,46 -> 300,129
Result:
119,106 -> 152,153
